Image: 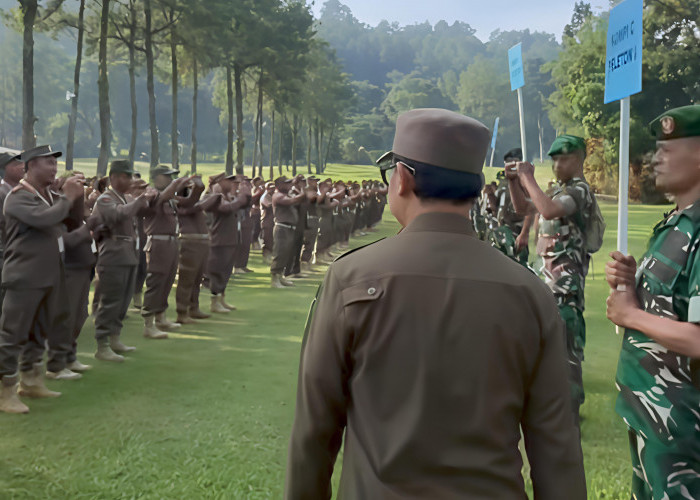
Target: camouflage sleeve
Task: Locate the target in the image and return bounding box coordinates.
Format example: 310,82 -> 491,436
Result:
685,237 -> 700,323
561,181 -> 591,216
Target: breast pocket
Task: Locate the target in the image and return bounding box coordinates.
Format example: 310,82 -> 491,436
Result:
643,228 -> 690,292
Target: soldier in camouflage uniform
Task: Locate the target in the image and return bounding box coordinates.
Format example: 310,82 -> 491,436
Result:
485,148 -> 534,268
606,105 -> 700,499
508,135 -> 594,424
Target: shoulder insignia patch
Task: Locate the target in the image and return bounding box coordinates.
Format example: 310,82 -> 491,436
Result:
333,238 -> 386,262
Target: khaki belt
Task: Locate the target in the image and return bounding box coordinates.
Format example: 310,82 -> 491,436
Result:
275,222 -> 296,230
149,234 -> 178,241
180,233 -> 209,241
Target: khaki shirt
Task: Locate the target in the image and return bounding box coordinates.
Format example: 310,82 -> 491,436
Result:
286,212 -> 585,500
2,186 -> 71,288
92,188 -> 146,267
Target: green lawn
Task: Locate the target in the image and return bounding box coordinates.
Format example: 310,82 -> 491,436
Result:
0,160 -> 672,498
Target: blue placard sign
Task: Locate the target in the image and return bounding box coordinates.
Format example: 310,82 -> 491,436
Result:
491,117 -> 500,149
604,0 -> 643,104
508,43 -> 525,91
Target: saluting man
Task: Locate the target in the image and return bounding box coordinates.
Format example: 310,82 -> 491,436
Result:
508,135 -> 600,424
606,105 -> 700,499
141,166 -> 191,338
0,146 -> 85,414
285,109 -> 585,499
92,160 -> 156,361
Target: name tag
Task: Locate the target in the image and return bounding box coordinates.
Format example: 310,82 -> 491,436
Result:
58,236 -> 65,253
135,236 -> 140,251
91,239 -> 97,254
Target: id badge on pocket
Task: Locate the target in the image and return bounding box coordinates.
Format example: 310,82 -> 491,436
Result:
58,236 -> 65,253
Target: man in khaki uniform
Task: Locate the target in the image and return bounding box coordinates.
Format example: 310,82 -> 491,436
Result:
271,176 -> 305,288
285,109 -> 586,499
92,160 -> 156,361
0,150 -> 24,319
205,174 -> 250,313
175,175 -> 219,324
141,166 -> 190,338
0,146 -> 85,414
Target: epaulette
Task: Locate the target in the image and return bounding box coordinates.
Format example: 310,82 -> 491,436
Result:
681,200 -> 700,223
333,238 -> 386,262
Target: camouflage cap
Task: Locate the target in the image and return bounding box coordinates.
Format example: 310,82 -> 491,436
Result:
650,105 -> 700,141
547,135 -> 586,156
109,159 -> 135,176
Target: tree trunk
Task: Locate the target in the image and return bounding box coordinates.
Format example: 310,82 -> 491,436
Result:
170,15 -> 179,170
291,114 -> 298,176
233,63 -> 244,175
65,0 -> 85,170
21,0 -> 37,149
324,122 -> 336,171
225,65 -> 234,175
278,113 -> 283,175
144,0 -> 159,169
538,113 -> 544,163
268,108 -> 275,180
257,70 -> 264,177
307,121 -> 312,174
190,58 -> 197,173
127,3 -> 137,165
96,0 -> 111,176
315,118 -> 322,175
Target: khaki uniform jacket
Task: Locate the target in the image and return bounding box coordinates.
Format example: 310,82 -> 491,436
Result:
285,212 -> 586,500
206,194 -> 248,247
2,186 -> 71,288
92,188 -> 147,267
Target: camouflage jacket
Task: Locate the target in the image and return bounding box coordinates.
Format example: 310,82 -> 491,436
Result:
494,178 -> 525,234
536,177 -> 591,267
615,200 -> 700,444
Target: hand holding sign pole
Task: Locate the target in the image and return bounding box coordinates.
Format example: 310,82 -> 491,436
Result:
508,43 -> 527,161
604,0 -> 643,330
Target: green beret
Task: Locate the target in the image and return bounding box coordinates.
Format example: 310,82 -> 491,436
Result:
547,135 -> 586,156
649,105 -> 700,141
109,159 -> 135,175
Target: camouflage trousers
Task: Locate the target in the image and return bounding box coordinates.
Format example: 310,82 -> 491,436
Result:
489,225 -> 529,268
628,428 -> 700,500
542,258 -> 586,421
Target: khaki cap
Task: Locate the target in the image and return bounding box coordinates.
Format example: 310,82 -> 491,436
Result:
377,108 -> 490,175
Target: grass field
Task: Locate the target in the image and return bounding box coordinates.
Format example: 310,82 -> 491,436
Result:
0,160 -> 672,498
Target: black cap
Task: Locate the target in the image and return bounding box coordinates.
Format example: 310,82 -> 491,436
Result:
21,145 -> 62,163
503,148 -> 523,162
109,159 -> 135,176
0,149 -> 21,172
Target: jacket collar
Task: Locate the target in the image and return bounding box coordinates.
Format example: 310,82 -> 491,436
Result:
400,212 -> 475,236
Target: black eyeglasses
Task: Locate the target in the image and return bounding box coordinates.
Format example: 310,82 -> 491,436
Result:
380,160 -> 416,185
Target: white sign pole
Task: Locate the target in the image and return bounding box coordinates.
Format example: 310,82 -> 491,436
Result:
617,96 -> 630,258
615,96 -> 630,334
517,87 -> 528,161
489,147 -> 496,168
